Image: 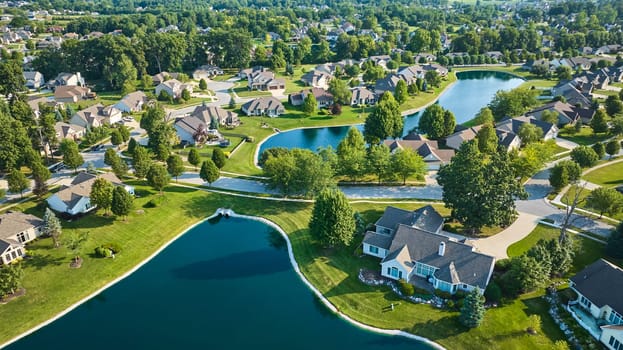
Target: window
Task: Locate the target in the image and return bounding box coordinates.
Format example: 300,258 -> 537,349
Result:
415,263 -> 436,278
17,231 -> 29,243
580,296 -> 593,309
610,336 -> 615,346
609,310 -> 623,325
390,267 -> 400,278
369,246 -> 379,254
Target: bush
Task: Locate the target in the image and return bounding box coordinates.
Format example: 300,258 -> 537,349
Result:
145,198 -> 159,208
435,290 -> 453,300
413,287 -> 432,295
484,281 -> 502,303
94,246 -> 111,258
104,242 -> 122,254
399,280 -> 415,296
446,300 -> 455,309
495,259 -> 511,272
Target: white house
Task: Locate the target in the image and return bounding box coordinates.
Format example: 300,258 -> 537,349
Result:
0,211 -> 44,265
568,259 -> 623,348
47,172 -> 134,216
70,103 -> 122,128
155,79 -> 193,99
192,65 -> 223,80
114,91 -> 148,113
174,103 -> 239,145
383,139 -> 455,170
241,97 -> 285,117
53,72 -> 85,87
23,71 -> 44,89
363,206 -> 495,295
55,122 -> 86,141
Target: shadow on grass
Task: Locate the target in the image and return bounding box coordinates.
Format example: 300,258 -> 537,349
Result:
521,296 -> 566,343
408,316 -> 466,341
26,253 -> 65,270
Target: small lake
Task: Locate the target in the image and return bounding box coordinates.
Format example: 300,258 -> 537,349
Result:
258,70 -> 523,156
7,217 -> 433,350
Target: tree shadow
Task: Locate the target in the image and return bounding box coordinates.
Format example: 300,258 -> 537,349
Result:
26,253 -> 65,270
407,316 -> 467,341
521,296 -> 566,342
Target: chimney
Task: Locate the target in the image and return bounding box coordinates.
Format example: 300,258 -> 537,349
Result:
438,242 -> 446,256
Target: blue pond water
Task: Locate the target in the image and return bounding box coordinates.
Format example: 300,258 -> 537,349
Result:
258,70 -> 523,156
7,217 -> 434,350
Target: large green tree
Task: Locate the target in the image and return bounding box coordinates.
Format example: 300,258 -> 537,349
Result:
0,59 -> 25,97
211,148 -> 227,169
337,127 -> 367,180
586,187 -> 623,218
459,289 -> 486,328
476,123 -> 499,154
111,186 -> 133,220
302,92 -> 317,116
59,139 -> 84,172
570,146 -> 599,167
200,159 -> 220,186
548,160 -> 582,191
309,188 -> 356,247
7,169 -> 29,198
132,146 -> 152,179
328,78 -> 352,105
394,80 -> 408,105
166,155 -> 185,182
90,177 -> 114,215
263,148 -> 334,197
147,164 -> 170,195
437,141 -> 527,233
366,144 -> 392,184
363,92 -> 403,144
518,123 -> 543,146
488,88 -> 539,120
590,109 -> 609,133
391,148 -> 427,184
418,104 -> 455,139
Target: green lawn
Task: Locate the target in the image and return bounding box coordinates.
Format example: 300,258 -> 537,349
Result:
400,73 -> 458,112
561,184 -> 623,221
583,161 -> 623,187
232,85 -> 272,98
2,190 -> 567,349
558,127 -> 611,146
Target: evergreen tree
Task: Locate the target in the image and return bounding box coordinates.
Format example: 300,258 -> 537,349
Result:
110,129 -> 123,148
127,137 -> 138,154
199,159 -> 220,185
7,168 -> 29,198
90,177 -> 114,215
111,157 -> 128,178
199,78 -> 207,90
309,188 -> 356,247
394,80 -> 408,105
337,127 -> 367,180
590,109 -> 609,133
111,186 -> 133,220
43,208 -> 62,248
443,109 -> 456,136
476,123 -> 498,154
211,148 -> 227,169
460,289 -> 486,328
187,148 -> 201,170
166,155 -> 185,182
147,164 -> 169,195
104,148 -> 117,166
302,92 -> 317,116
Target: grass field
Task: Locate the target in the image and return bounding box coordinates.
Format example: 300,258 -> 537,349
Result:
583,161 -> 623,188
558,127 -> 611,146
1,189 -> 569,349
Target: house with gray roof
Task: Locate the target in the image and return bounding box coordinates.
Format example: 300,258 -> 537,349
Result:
526,101 -> 593,125
23,71 -> 44,89
114,91 -> 148,113
350,87 -> 376,106
383,139 -> 455,170
0,211 -> 44,265
363,209 -> 494,295
301,70 -> 332,89
568,259 -> 623,347
495,116 -> 558,141
69,103 -> 122,128
241,97 -> 285,117
552,81 -> 592,108
289,87 -> 334,108
174,103 -> 239,145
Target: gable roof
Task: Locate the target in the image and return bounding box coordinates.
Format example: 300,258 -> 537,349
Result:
0,211 -> 44,239
526,101 -> 582,124
52,172 -> 124,210
242,96 -> 285,113
495,116 -> 557,137
570,259 -> 623,315
384,225 -> 495,289
375,205 -> 444,234
383,139 -> 455,164
54,85 -> 89,99
175,104 -> 239,134
118,91 -> 147,109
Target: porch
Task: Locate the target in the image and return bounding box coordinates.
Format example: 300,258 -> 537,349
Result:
567,302 -> 603,340
408,275 -> 436,294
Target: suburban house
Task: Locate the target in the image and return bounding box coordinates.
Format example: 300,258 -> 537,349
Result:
155,79 -> 193,99
445,125 -> 522,152
246,70 -> 285,91
368,55 -> 392,69
350,87 -> 377,106
55,122 -> 86,141
383,139 -> 455,170
192,65 -> 223,80
568,259 -> 623,349
241,97 -> 285,117
375,74 -> 403,95
151,71 -> 180,85
363,206 -> 495,295
0,211 -> 44,265
526,101 -> 596,125
23,71 -> 44,89
300,70 -> 332,89
52,72 -> 85,87
238,66 -> 269,79
289,88 -> 334,107
552,81 -> 592,108
70,103 -> 122,128
47,172 -> 134,216
54,85 -> 91,103
114,91 -> 148,113
28,96 -> 61,115
175,104 -> 239,145
495,116 -> 559,141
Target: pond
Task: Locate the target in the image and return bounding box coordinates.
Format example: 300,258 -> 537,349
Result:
7,217 -> 434,350
258,70 -> 524,156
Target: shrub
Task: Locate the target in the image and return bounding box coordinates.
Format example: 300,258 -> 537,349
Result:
435,290 -> 453,300
104,242 -> 122,254
94,246 -> 112,258
399,280 -> 415,296
446,300 -> 455,309
484,281 -> 502,303
495,259 -> 511,272
145,198 -> 159,208
413,287 -> 432,295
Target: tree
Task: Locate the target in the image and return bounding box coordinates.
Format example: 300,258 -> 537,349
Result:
474,107 -> 494,125
363,92 -> 403,144
549,160 -> 582,190
59,139 -> 84,172
437,142 -> 527,233
0,264 -> 24,297
7,169 -> 29,198
111,186 -> 133,220
518,123 -> 543,146
611,117 -> 623,136
606,140 -> 621,158
337,127 -> 367,180
488,88 -> 539,120
211,148 -> 227,169
476,124 -> 499,154
330,103 -> 342,115
180,88 -> 191,102
459,289 -> 486,328
199,159 -> 220,186
556,65 -> 572,80
592,142 -> 606,159
140,106 -> 166,134
541,110 -> 559,125
147,164 -> 169,195
419,104 -> 454,139
43,208 -> 62,248
199,79 -> 207,90
606,223 -> 623,259
328,78 -> 352,105
302,92 -> 317,116
366,144 -> 392,184
587,187 -> 623,218
590,109 -> 609,133
263,149 -> 334,197
391,148 -> 426,185
501,255 -> 548,295
605,95 -> 623,117
104,148 -> 117,166
90,178 -> 114,215
127,138 -> 138,154
132,146 -> 152,179
111,157 -> 128,178
166,155 -> 185,182
187,148 -> 201,170
309,188 -> 356,247
394,80 -> 408,105
424,70 -> 441,88
110,129 -> 123,148
0,59 -> 25,97
570,145 -> 599,167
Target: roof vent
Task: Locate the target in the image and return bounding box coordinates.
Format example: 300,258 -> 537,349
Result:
438,242 -> 446,256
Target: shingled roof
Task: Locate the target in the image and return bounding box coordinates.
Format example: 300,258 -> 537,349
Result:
570,259 -> 623,315
0,211 -> 44,239
375,205 -> 444,234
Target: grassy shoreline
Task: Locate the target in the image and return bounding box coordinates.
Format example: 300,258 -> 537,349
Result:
2,187 -> 563,349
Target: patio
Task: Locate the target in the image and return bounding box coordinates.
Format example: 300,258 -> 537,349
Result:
567,302 -> 603,340
409,275 -> 436,294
